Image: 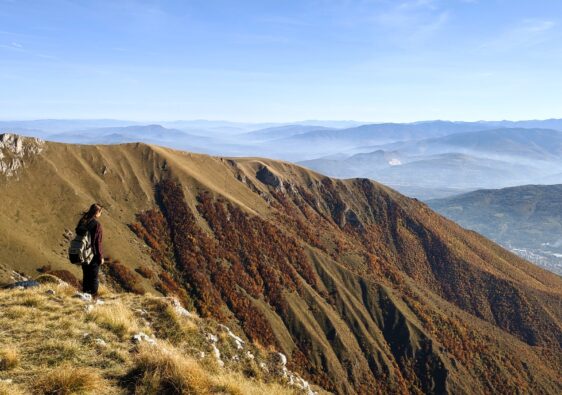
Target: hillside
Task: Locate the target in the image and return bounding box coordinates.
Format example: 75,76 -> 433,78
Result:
1,133 -> 562,394
0,281 -> 317,394
428,184 -> 562,275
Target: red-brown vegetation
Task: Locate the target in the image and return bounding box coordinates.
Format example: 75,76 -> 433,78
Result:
104,260 -> 144,295
135,265 -> 156,280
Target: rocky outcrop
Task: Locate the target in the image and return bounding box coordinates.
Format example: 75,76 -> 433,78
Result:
0,133 -> 44,177
256,165 -> 281,188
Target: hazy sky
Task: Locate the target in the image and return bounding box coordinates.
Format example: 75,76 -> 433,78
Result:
1,0 -> 561,122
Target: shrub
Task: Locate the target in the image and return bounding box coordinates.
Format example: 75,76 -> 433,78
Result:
106,261 -> 144,294
48,270 -> 81,288
135,265 -> 156,280
33,365 -> 106,395
0,346 -> 19,371
35,269 -> 81,289
35,273 -> 63,285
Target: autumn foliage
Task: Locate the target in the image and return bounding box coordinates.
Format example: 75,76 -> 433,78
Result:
104,260 -> 144,295
125,172 -> 562,395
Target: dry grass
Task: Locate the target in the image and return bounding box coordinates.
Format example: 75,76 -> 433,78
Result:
0,285 -> 303,395
36,339 -> 81,366
212,372 -> 299,395
20,294 -> 42,308
87,302 -> 139,338
0,346 -> 19,371
0,381 -> 27,395
35,273 -> 64,285
33,365 -> 107,395
142,297 -> 198,344
128,344 -> 298,395
128,344 -> 212,395
2,305 -> 28,319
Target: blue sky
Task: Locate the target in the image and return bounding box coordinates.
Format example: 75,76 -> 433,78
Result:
1,0 -> 561,122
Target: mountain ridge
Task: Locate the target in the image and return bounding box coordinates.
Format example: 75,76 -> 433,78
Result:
1,134 -> 561,394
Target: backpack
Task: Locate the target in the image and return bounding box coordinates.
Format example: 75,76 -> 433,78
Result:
68,224 -> 94,265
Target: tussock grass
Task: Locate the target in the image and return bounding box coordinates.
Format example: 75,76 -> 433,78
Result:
0,346 -> 19,371
0,381 -> 26,395
35,273 -> 64,285
2,305 -> 28,319
36,339 -> 81,366
212,372 -> 299,395
87,302 -> 138,338
142,297 -> 198,344
127,344 -> 212,395
20,294 -> 42,308
33,365 -> 107,395
0,285 -> 305,395
127,345 -> 298,395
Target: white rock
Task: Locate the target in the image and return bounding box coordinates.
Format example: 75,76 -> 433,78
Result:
206,333 -> 218,343
171,298 -> 193,317
74,292 -> 92,302
218,324 -> 245,349
0,133 -> 44,177
211,344 -> 224,367
245,351 -> 255,360
132,332 -> 156,345
259,362 -> 269,372
95,338 -> 107,347
274,352 -> 287,367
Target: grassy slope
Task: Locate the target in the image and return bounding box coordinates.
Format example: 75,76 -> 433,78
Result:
1,136 -> 561,394
0,280 -> 315,395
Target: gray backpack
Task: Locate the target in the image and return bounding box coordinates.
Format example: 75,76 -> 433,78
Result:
68,225 -> 94,265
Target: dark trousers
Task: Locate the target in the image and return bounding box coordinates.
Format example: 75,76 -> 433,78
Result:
82,260 -> 100,295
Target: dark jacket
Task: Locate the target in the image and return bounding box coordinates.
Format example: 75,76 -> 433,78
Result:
76,219 -> 103,261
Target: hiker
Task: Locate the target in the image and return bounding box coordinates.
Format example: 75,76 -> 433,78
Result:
75,203 -> 104,298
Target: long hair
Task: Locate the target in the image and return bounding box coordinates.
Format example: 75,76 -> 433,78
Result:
78,203 -> 103,227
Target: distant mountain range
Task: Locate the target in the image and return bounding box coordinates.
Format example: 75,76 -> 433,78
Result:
375,128 -> 562,160
46,124 -> 212,150
297,127 -> 562,199
3,118 -> 562,199
428,184 -> 562,275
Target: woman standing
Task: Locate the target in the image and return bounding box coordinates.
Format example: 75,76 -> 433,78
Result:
76,203 -> 104,298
